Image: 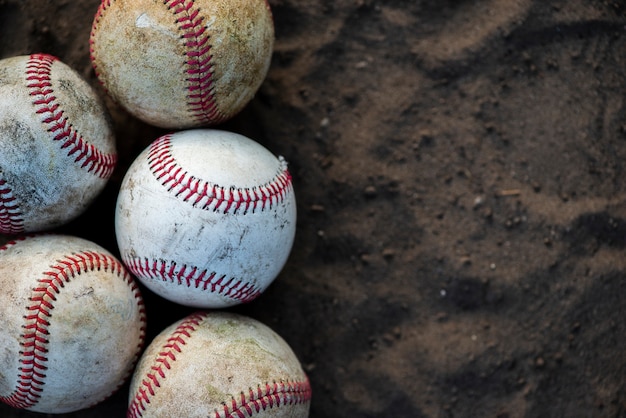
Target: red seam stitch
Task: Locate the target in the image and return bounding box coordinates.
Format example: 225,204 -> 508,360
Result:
123,256 -> 262,304
0,249 -> 146,410
127,312 -> 311,418
0,235 -> 37,252
163,0 -> 224,125
0,176 -> 25,234
91,1 -> 226,124
212,378 -> 312,418
127,312 -> 206,418
25,53 -> 117,179
146,135 -> 293,215
89,0 -> 113,91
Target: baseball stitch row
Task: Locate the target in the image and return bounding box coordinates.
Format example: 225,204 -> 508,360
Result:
165,0 -> 224,124
212,378 -> 312,418
148,134 -> 293,214
123,256 -> 262,303
0,250 -> 146,410
0,235 -> 30,251
0,175 -> 24,234
127,312 -> 312,418
88,0 -> 112,86
26,53 -> 117,179
128,312 -> 205,418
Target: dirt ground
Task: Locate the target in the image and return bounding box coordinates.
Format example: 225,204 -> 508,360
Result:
1,0 -> 625,417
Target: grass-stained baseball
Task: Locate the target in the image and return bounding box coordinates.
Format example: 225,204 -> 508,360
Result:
127,311 -> 311,417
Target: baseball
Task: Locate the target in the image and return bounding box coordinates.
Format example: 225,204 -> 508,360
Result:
128,311 -> 311,418
0,53 -> 116,234
89,0 -> 275,129
115,129 -> 296,308
0,234 -> 146,414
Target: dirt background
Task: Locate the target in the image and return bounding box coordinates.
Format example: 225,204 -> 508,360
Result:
1,0 -> 625,417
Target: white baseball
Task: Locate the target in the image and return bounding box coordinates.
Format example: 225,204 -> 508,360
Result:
0,234 -> 146,414
115,129 -> 296,308
0,53 -> 117,234
128,311 -> 311,418
89,0 -> 275,129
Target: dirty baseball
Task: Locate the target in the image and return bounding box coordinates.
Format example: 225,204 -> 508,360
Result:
0,53 -> 117,234
128,311 -> 311,418
0,234 -> 146,414
90,0 -> 275,128
115,129 -> 296,308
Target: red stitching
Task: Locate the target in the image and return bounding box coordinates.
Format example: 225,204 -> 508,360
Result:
164,0 -> 223,125
128,312 -> 205,418
127,312 -> 311,418
0,235 -> 30,251
0,176 -> 24,234
123,256 -> 262,304
26,53 -> 117,179
89,0 -> 113,89
90,1 -> 239,125
213,379 -> 312,418
0,249 -> 146,410
147,134 -> 292,214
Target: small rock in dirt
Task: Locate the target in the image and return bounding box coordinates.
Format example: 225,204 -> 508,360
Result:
381,248 -> 395,260
364,185 -> 377,198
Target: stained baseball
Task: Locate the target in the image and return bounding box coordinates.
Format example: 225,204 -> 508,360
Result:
89,0 -> 275,128
115,129 -> 296,308
0,234 -> 146,414
128,311 -> 311,418
0,53 -> 116,234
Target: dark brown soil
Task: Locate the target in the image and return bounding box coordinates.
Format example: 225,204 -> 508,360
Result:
1,0 -> 625,417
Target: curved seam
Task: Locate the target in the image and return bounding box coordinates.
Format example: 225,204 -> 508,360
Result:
26,53 -> 117,179
89,0 -> 112,92
147,134 -> 292,215
165,0 -> 223,124
212,379 -> 312,418
0,173 -> 24,234
127,312 -> 312,418
0,250 -> 146,409
128,312 -> 206,418
123,256 -> 262,303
